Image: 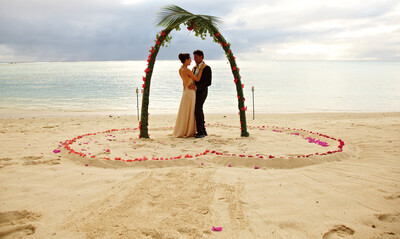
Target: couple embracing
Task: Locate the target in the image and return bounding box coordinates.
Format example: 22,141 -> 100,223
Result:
173,50 -> 211,138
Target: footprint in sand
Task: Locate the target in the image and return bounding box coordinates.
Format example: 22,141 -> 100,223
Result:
0,158 -> 16,169
384,192 -> 400,200
0,210 -> 41,238
42,125 -> 60,129
377,231 -> 398,239
214,182 -> 248,229
22,156 -> 43,161
22,156 -> 60,166
322,225 -> 355,239
376,213 -> 400,223
371,232 -> 399,239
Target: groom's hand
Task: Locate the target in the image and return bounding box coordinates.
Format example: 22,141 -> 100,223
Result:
188,84 -> 196,90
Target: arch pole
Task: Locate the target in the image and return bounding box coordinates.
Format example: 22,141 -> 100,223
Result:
139,28 -> 171,138
209,25 -> 249,137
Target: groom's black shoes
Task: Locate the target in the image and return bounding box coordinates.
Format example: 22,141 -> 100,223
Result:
195,131 -> 207,138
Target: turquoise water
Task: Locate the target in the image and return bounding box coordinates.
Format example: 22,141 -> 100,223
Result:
0,60 -> 399,114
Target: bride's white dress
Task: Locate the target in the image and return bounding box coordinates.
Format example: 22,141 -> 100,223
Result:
173,72 -> 196,138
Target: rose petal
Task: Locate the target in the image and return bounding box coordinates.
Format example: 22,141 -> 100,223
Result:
212,226 -> 223,232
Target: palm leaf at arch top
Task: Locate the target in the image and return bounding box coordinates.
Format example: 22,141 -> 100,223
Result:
156,4 -> 223,30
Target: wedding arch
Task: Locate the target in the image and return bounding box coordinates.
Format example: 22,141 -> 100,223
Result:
139,5 -> 249,138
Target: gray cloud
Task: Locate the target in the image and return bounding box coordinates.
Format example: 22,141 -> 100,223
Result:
0,0 -> 399,62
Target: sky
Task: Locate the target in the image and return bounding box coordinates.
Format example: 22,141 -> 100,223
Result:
0,0 -> 399,62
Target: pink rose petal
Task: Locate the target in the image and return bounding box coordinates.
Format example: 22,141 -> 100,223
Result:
212,226 -> 223,232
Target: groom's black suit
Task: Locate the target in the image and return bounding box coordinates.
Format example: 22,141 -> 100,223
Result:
194,65 -> 212,136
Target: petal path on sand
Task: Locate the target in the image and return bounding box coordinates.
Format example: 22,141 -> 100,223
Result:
57,123 -> 345,168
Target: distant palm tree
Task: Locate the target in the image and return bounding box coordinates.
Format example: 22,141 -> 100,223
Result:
139,5 -> 249,138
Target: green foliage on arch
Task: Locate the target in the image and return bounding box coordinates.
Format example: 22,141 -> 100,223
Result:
139,5 -> 249,138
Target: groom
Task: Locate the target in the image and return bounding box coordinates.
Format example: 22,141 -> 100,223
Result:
191,50 -> 212,138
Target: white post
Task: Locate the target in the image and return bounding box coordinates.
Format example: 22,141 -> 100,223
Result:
252,86 -> 255,120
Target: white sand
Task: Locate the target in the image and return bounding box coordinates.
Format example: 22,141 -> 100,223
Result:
0,112 -> 399,238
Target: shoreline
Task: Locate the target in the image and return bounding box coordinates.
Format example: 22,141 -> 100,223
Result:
0,108 -> 399,119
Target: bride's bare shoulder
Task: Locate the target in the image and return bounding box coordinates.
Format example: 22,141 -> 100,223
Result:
180,67 -> 191,74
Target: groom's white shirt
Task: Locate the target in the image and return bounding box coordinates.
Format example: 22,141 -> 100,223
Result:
193,62 -> 205,76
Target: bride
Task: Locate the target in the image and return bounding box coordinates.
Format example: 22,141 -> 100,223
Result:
173,53 -> 205,138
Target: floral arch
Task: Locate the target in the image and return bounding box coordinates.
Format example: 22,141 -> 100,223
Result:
139,5 -> 249,138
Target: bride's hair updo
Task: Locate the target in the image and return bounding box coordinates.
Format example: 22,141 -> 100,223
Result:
178,53 -> 190,63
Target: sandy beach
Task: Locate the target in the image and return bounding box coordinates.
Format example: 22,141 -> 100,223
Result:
0,112 -> 399,238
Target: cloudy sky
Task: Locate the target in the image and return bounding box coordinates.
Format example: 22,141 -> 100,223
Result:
0,0 -> 399,62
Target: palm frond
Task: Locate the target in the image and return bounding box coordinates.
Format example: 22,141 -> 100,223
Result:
156,4 -> 223,30
157,5 -> 193,29
198,14 -> 223,28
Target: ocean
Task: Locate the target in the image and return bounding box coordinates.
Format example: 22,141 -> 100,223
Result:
0,60 -> 399,115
